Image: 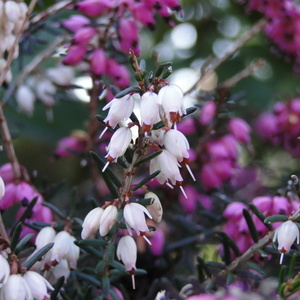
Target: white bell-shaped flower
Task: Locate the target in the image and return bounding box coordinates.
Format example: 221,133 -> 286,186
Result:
145,192 -> 163,223
0,254 -> 10,287
0,176 -> 5,200
1,274 -> 32,300
116,235 -> 137,289
81,207 -> 104,239
124,202 -> 152,241
15,85 -> 36,115
99,205 -> 118,236
67,236 -> 80,269
103,127 -> 132,171
158,84 -> 186,125
23,271 -> 53,300
149,149 -> 183,185
140,91 -> 160,132
273,220 -> 300,264
163,129 -> 189,162
102,94 -> 137,130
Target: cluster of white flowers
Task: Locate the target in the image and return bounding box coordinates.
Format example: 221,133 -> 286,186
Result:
0,253 -> 54,300
81,191 -> 163,288
29,226 -> 80,283
15,65 -> 74,117
101,84 -> 195,195
0,0 -> 28,82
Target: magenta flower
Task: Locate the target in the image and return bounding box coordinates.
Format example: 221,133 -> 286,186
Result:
63,45 -> 87,66
62,15 -> 90,32
228,118 -> 251,143
73,26 -> 97,44
90,49 -> 107,75
200,101 -> 217,125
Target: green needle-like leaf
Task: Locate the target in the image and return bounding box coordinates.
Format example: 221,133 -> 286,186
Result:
132,170 -> 160,191
134,150 -> 162,167
14,233 -> 35,255
23,243 -> 54,270
243,209 -> 259,243
264,215 -> 288,224
115,86 -> 142,98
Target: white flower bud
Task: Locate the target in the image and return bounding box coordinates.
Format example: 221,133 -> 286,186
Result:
46,65 -> 74,86
117,235 -> 137,289
23,271 -> 53,300
145,192 -> 163,223
273,220 -> 300,264
35,226 -> 56,250
163,129 -> 190,162
0,176 -> 5,201
0,254 -> 10,286
105,127 -> 132,162
1,275 -> 32,300
16,85 -> 36,115
140,91 -> 160,132
81,207 -> 104,239
4,1 -> 21,23
51,231 -> 73,263
99,205 -> 118,236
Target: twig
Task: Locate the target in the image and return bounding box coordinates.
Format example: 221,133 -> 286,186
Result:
220,59 -> 265,89
30,0 -> 73,25
225,206 -> 300,273
0,0 -> 38,87
185,18 -> 267,95
0,213 -> 9,242
0,104 -> 21,180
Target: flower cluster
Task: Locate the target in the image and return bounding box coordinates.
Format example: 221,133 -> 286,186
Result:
0,251 -> 53,299
223,195 -> 299,253
15,65 -> 75,117
237,0 -> 300,70
255,98 -> 300,157
81,191 -> 163,288
0,164 -> 53,238
62,0 -> 181,84
29,226 -> 80,283
102,84 -> 195,191
0,0 -> 28,82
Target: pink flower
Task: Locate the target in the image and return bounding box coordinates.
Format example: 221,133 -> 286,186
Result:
63,45 -> 87,65
73,26 -> 96,44
62,15 -> 90,32
119,18 -> 140,55
200,101 -> 216,125
77,0 -> 114,17
0,163 -> 15,183
228,118 -> 251,143
90,49 -> 107,75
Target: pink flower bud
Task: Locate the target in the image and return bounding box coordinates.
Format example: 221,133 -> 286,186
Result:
62,15 -> 91,32
0,182 -> 18,210
73,26 -> 96,44
99,205 -> 118,236
200,101 -> 216,125
63,45 -> 87,66
131,3 -> 155,28
119,18 -> 140,55
106,59 -> 130,88
273,220 -> 300,264
90,49 -> 106,75
228,118 -> 251,143
0,163 -> 15,183
77,0 -> 114,17
150,229 -> 165,256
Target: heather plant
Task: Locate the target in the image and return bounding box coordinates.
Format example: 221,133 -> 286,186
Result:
1,0 -> 300,300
